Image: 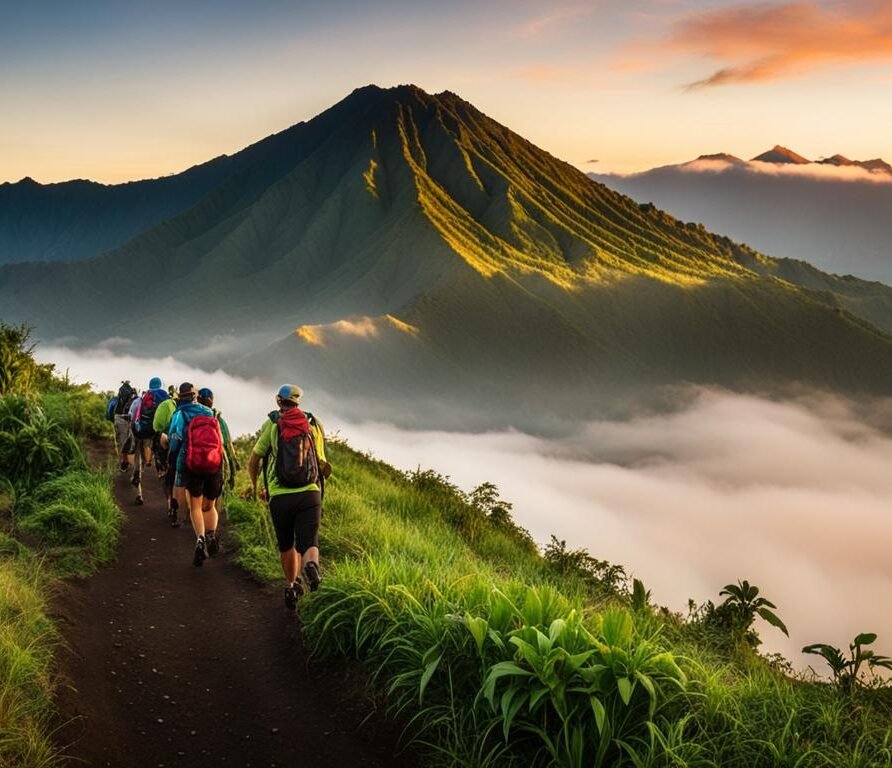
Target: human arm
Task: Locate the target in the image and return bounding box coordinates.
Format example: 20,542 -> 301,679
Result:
311,418 -> 332,479
247,421 -> 271,501
247,452 -> 264,500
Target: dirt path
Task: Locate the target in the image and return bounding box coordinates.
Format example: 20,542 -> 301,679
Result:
53,461 -> 418,768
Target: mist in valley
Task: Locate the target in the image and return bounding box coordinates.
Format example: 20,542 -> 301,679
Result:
41,345 -> 892,668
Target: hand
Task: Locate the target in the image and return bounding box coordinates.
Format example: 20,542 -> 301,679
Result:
258,487 -> 268,502
320,461 -> 333,480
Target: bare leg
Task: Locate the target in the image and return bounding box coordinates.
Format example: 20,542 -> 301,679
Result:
280,548 -> 301,584
202,497 -> 219,534
303,546 -> 320,567
190,494 -> 206,538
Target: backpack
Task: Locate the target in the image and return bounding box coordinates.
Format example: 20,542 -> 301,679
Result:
132,391 -> 159,439
185,414 -> 223,474
114,382 -> 135,415
272,408 -> 319,488
105,397 -> 118,422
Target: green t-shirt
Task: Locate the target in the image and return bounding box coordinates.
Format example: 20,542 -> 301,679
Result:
153,398 -> 178,434
252,413 -> 326,497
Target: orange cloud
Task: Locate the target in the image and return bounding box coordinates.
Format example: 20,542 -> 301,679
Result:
662,1 -> 892,88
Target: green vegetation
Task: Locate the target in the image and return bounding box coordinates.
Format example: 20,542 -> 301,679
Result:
0,328 -> 118,766
227,438 -> 892,767
803,634 -> 892,695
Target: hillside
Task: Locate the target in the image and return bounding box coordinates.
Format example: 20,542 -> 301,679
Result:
4,85 -> 892,426
591,158 -> 892,284
0,118 -> 339,266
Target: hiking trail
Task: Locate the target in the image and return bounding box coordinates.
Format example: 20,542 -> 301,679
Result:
52,454 -> 417,767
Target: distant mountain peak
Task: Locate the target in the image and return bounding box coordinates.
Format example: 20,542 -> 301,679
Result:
819,154 -> 854,166
751,145 -> 811,164
693,153 -> 745,164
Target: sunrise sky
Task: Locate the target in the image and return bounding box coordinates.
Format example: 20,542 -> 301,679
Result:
2,0 -> 891,184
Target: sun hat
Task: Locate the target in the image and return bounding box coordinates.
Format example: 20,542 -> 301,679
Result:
177,382 -> 197,400
276,384 -> 302,405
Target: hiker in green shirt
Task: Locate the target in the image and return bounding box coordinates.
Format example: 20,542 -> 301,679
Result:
156,391 -> 184,526
247,384 -> 331,609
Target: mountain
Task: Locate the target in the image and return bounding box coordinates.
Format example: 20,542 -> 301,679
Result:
4,85 -> 892,428
591,154 -> 892,284
752,145 -> 810,164
0,120 -> 339,265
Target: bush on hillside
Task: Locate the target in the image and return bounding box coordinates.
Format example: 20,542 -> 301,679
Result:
0,397 -> 85,491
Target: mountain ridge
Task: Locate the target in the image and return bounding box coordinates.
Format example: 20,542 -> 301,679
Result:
4,84 -> 892,426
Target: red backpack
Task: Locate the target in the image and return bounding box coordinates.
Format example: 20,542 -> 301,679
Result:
185,415 -> 223,474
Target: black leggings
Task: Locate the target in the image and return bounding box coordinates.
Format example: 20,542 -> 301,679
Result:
269,491 -> 322,555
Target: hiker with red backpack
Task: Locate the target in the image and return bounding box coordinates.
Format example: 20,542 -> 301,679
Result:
196,388 -> 240,515
247,384 -> 332,608
129,376 -> 170,505
167,382 -> 225,566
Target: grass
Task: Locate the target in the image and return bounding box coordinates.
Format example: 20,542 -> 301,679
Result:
227,438 -> 892,767
0,346 -> 121,767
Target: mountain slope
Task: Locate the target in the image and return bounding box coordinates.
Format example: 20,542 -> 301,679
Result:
591,159 -> 892,285
3,85 -> 892,425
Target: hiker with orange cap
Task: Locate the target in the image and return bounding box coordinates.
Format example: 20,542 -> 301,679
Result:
247,384 -> 331,608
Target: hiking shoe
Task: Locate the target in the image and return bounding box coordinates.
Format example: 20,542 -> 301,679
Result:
206,534 -> 219,557
284,581 -> 304,609
303,561 -> 322,592
167,499 -> 179,526
135,495 -> 144,506
193,537 -> 208,567
119,460 -> 129,472
130,470 -> 141,488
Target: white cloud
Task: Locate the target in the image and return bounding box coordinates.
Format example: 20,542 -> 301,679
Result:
38,346 -> 892,669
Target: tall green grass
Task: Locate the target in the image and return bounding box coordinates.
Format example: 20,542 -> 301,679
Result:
227,439 -> 892,767
0,537 -> 60,768
0,346 -> 121,767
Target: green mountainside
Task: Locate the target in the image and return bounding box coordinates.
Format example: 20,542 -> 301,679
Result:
2,85 -> 892,424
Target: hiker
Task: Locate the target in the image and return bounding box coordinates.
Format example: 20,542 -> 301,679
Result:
109,380 -> 137,472
247,385 -> 332,608
129,376 -> 170,505
154,389 -> 182,526
196,387 -> 240,515
167,382 -> 224,566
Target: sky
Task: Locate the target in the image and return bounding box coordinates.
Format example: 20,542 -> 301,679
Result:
1,0 -> 891,182
37,345 -> 892,668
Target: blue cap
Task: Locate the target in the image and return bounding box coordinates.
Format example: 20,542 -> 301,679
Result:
198,387 -> 213,399
277,384 -> 302,404
149,377 -> 162,390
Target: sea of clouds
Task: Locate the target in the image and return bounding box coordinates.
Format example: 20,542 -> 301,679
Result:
39,346 -> 892,668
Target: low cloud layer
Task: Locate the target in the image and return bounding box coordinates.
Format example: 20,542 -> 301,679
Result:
676,158 -> 892,184
659,1 -> 892,89
41,346 -> 892,668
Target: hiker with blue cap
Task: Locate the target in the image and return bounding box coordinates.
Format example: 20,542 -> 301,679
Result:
247,384 -> 332,608
127,376 -> 170,505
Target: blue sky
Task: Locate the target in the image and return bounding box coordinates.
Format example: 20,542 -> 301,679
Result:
2,0 -> 891,182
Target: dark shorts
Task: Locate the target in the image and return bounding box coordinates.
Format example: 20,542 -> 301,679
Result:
180,466 -> 223,500
269,491 -> 322,555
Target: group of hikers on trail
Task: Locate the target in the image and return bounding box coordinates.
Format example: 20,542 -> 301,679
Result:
107,378 -> 331,607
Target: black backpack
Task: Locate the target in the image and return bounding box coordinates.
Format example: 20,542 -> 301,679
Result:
267,409 -> 319,488
114,382 -> 135,415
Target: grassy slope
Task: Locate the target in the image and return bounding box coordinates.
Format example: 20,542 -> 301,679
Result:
227,440 -> 892,767
0,389 -> 121,767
